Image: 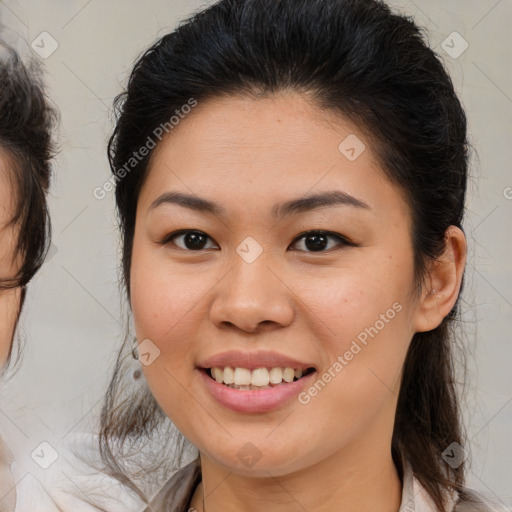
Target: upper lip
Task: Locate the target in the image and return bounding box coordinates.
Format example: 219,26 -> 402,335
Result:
198,350 -> 316,371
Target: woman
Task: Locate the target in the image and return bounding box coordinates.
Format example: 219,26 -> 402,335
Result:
0,41 -> 56,511
98,0 -> 508,510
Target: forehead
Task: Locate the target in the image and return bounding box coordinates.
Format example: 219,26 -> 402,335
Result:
150,92 -> 370,168
140,93 -> 411,222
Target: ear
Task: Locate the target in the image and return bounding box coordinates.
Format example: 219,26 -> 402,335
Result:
413,226 -> 467,333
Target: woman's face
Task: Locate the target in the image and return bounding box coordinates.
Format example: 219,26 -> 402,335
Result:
0,154 -> 21,367
130,93 -> 429,476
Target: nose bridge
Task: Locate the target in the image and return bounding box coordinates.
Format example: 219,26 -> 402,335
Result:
231,238 -> 273,296
210,236 -> 293,331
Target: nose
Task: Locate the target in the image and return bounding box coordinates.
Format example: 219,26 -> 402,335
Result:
209,250 -> 295,333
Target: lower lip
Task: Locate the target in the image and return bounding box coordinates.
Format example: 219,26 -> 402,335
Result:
198,369 -> 317,413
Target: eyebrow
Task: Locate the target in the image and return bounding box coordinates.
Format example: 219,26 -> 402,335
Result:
149,190 -> 371,219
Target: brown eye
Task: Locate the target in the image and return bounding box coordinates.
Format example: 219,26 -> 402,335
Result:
290,230 -> 353,253
162,230 -> 218,251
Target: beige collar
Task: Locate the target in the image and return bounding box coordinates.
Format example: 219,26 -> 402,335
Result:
0,434 -> 16,512
400,457 -> 458,512
146,455 -> 460,512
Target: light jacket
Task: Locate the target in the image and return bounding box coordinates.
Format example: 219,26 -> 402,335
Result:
144,455 -> 510,512
2,432 -> 508,512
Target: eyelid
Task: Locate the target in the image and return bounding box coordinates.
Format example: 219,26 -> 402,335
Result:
159,229 -> 219,249
290,230 -> 355,251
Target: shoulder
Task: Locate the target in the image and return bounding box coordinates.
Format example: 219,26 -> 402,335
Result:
453,488 -> 511,512
14,433 -> 146,512
144,456 -> 201,512
405,457 -> 509,512
13,472 -> 62,512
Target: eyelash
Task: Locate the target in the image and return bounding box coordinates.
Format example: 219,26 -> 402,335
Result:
159,229 -> 356,253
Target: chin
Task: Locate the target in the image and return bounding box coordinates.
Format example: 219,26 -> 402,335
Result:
198,437 -> 315,478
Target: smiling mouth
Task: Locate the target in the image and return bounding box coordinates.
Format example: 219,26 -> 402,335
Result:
203,366 -> 316,390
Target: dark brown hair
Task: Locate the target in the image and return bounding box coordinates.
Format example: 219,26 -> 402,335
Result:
101,0 -> 472,509
0,40 -> 57,370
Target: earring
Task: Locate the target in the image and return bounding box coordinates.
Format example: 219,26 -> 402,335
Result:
131,340 -> 142,380
131,336 -> 140,359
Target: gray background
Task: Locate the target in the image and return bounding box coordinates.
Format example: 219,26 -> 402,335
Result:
0,0 -> 510,506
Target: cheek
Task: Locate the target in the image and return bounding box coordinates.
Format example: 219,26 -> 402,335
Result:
299,251 -> 415,400
0,222 -> 23,364
130,258 -> 206,342
129,239 -> 217,376
0,289 -> 20,367
300,250 -> 414,338
129,253 -> 202,426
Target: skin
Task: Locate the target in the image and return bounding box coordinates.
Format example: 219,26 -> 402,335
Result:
130,92 -> 466,512
0,153 -> 19,510
0,153 -> 21,369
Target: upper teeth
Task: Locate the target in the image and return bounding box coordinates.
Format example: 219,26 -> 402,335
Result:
211,367 -> 304,386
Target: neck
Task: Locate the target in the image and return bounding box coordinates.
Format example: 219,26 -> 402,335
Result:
0,434 -> 16,512
191,438 -> 402,512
